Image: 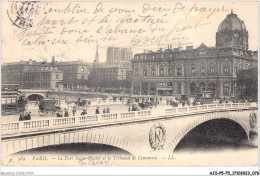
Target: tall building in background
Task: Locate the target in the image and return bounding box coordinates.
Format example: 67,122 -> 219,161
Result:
121,48 -> 133,62
106,47 -> 133,64
131,11 -> 258,98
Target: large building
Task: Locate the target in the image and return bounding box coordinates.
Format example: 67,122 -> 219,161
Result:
88,65 -> 128,82
2,59 -> 49,88
131,12 -> 258,98
1,57 -> 92,91
24,67 -> 63,90
55,60 -> 91,91
106,47 -> 133,64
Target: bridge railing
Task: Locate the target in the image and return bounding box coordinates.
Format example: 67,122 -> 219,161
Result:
120,112 -> 135,118
1,103 -> 256,135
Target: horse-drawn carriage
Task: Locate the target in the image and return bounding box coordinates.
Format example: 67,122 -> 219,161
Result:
38,99 -> 60,116
75,98 -> 91,107
138,102 -> 153,110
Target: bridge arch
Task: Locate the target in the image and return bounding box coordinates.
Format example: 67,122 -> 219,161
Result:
26,93 -> 46,101
168,115 -> 249,153
3,131 -> 137,157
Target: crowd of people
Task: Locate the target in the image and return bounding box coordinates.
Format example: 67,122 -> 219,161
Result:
18,95 -> 252,121
19,112 -> 31,121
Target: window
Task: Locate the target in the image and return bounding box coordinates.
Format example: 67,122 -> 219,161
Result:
159,66 -> 164,76
201,67 -> 205,75
135,67 -> 140,76
81,67 -> 84,72
191,67 -> 196,75
81,75 -> 84,79
224,83 -> 229,94
223,67 -> 229,74
158,82 -> 165,87
161,53 -> 164,58
177,67 -> 182,76
168,67 -> 174,76
56,74 -> 59,79
143,68 -> 147,76
210,67 -> 215,74
151,66 -> 156,76
167,82 -> 173,86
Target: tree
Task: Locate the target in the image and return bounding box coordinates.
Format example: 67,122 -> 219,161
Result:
236,67 -> 258,101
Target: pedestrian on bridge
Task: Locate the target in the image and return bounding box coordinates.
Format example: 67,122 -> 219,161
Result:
106,107 -> 110,113
19,112 -> 25,121
64,109 -> 69,117
24,112 -> 31,120
81,109 -> 87,115
96,107 -> 100,114
72,106 -> 77,116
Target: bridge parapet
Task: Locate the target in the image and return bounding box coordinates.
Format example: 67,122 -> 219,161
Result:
2,103 -> 257,137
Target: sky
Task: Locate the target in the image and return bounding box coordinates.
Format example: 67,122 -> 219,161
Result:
1,1 -> 258,64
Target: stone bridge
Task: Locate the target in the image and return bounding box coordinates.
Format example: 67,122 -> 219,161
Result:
19,89 -> 111,101
2,103 -> 258,157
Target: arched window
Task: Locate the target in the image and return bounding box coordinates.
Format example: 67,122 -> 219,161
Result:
199,82 -> 206,92
190,82 -> 197,95
191,66 -> 196,75
201,67 -> 205,75
159,65 -> 164,76
143,67 -> 148,76
224,83 -> 229,94
223,66 -> 229,74
135,67 -> 140,76
177,67 -> 183,76
151,66 -> 156,76
208,82 -> 216,92
168,66 -> 174,76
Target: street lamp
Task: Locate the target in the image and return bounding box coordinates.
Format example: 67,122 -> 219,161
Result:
129,88 -> 133,111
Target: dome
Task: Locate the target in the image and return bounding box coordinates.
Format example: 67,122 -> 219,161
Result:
218,11 -> 247,32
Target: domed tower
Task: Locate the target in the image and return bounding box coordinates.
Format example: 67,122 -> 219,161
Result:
216,10 -> 248,50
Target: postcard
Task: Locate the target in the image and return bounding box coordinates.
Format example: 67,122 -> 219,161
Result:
1,1 -> 258,167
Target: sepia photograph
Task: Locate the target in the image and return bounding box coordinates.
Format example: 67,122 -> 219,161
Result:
1,0 -> 259,171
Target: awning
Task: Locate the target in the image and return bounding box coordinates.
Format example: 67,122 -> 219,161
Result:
157,88 -> 173,90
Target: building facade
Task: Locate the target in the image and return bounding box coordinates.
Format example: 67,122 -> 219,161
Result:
89,65 -> 127,82
1,57 -> 92,91
24,67 -> 63,90
131,12 -> 258,98
2,59 -> 50,88
55,60 -> 91,90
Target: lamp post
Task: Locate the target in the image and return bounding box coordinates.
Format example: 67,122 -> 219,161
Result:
129,88 -> 133,111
